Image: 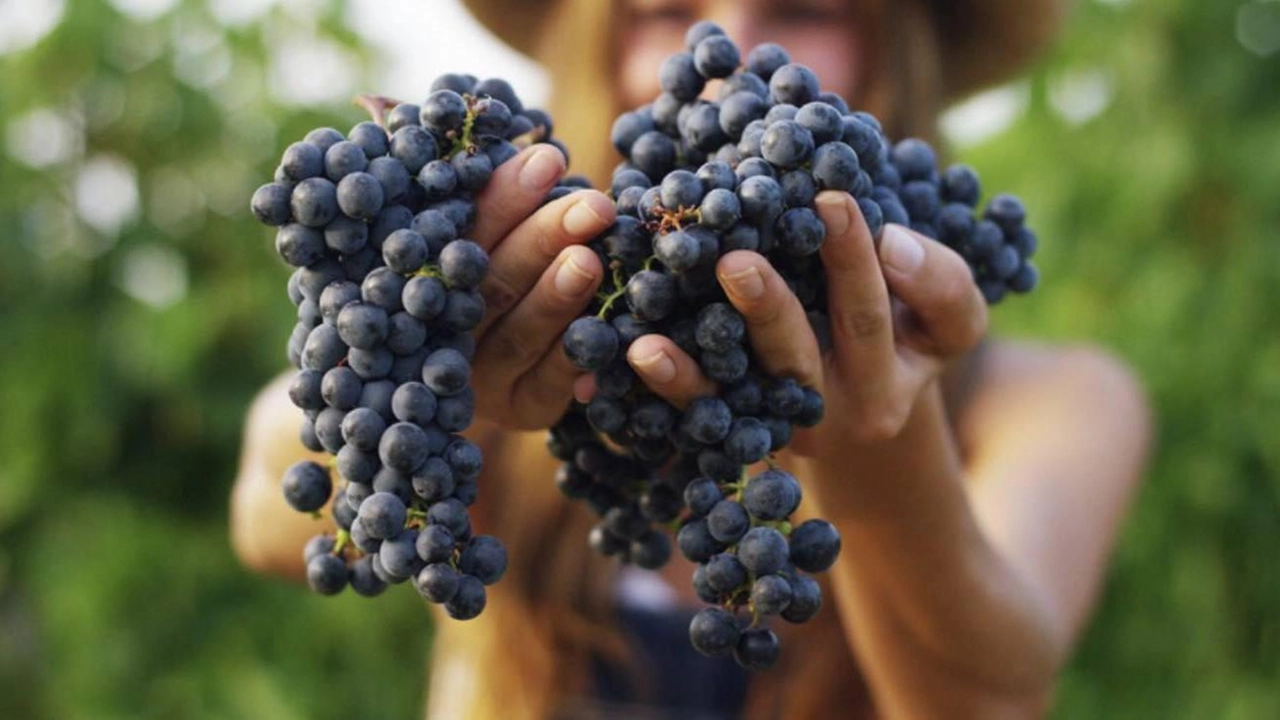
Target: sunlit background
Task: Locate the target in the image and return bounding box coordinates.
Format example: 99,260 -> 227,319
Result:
1,0 -> 1278,718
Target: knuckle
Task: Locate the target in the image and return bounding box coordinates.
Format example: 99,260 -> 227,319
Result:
480,274 -> 522,318
832,305 -> 890,341
490,328 -> 542,368
743,294 -> 784,326
533,201 -> 576,256
519,361 -> 575,414
851,406 -> 908,444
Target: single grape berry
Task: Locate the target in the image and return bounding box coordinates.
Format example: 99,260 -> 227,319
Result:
789,518 -> 842,572
439,239 -> 489,289
689,607 -> 741,657
707,499 -> 751,544
750,574 -> 793,615
737,526 -> 790,577
357,491 -> 408,540
563,317 -> 620,371
444,575 -> 487,620
781,574 -> 823,624
693,35 -> 741,80
251,183 -> 293,226
416,563 -> 460,604
282,461 -> 332,513
459,535 -> 509,586
422,348 -> 472,396
306,554 -> 348,596
734,627 -> 781,671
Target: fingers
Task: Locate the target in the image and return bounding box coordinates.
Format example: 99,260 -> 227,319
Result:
715,251 -> 823,389
471,245 -> 604,424
876,224 -> 988,359
474,189 -> 615,335
626,334 -> 717,409
814,191 -> 897,393
470,144 -> 567,250
509,340 -> 589,429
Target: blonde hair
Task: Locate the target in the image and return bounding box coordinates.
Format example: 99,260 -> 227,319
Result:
428,2 -> 949,717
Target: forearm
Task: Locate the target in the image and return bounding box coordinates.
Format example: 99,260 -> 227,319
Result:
800,384 -> 1058,718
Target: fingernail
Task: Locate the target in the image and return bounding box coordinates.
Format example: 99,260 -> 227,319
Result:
632,349 -> 677,384
554,255 -> 595,296
519,146 -> 561,191
562,197 -> 609,236
817,193 -> 851,237
880,224 -> 925,273
722,266 -> 765,300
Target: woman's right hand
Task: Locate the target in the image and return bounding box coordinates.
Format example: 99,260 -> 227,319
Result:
464,144 -> 615,430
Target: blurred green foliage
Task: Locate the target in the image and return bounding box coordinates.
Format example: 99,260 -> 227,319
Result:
975,2 -> 1280,717
0,0 -> 1276,718
0,2 -> 429,719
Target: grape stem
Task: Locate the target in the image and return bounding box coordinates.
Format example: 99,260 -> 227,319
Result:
354,93 -> 404,129
332,528 -> 351,556
414,263 -> 444,280
448,96 -> 481,158
595,265 -> 628,319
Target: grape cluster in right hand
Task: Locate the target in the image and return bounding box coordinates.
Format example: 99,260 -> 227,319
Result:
551,19 -> 1041,671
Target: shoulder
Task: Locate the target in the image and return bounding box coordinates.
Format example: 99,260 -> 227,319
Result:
241,372 -> 302,455
954,340 -> 1152,469
231,372 -> 328,577
978,340 -> 1146,402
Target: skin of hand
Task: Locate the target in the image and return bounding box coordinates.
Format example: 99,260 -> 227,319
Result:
231,142 -> 616,574
602,190 -> 987,453
233,158 -> 1148,718
464,143 -> 618,430
590,191 -> 1066,714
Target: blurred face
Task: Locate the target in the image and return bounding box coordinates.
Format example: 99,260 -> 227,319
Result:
616,0 -> 860,108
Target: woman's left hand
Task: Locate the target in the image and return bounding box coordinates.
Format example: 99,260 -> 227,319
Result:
603,190 -> 988,457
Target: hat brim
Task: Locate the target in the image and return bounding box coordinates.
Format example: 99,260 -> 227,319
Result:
932,0 -> 1068,98
461,0 -> 1067,100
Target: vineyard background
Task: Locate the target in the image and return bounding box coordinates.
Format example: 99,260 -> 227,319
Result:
0,0 -> 1277,717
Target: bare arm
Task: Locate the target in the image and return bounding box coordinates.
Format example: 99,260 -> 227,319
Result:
961,344 -> 1151,656
230,372 -> 331,580
620,192 -> 1150,717
801,344 -> 1149,717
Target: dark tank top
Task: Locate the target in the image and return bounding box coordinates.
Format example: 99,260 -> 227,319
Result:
583,603 -> 751,719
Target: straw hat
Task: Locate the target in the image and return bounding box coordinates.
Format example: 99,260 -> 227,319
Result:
460,0 -> 1068,100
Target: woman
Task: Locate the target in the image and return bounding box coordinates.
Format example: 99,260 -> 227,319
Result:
232,0 -> 1152,717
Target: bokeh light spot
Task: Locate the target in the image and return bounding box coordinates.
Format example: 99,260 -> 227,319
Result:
940,82 -> 1030,148
106,0 -> 179,22
0,0 -> 65,55
1238,1 -> 1280,57
6,107 -> 82,168
1049,69 -> 1115,126
117,244 -> 190,309
74,155 -> 140,237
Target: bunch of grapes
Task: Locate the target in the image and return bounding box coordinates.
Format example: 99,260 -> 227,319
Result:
251,74 -> 574,619
548,21 -> 1041,670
